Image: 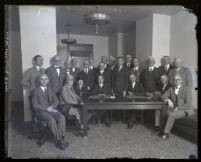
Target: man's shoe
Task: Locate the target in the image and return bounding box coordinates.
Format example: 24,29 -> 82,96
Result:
156,133 -> 169,141
127,121 -> 134,129
59,140 -> 67,150
37,134 -> 47,147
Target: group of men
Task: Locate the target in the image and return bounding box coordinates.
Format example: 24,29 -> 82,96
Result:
21,54 -> 194,150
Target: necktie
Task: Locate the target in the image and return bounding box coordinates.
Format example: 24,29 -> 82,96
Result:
165,65 -> 168,72
44,88 -> 47,94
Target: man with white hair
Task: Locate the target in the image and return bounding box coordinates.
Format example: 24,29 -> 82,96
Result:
158,56 -> 174,77
168,58 -> 193,88
46,55 -> 67,98
157,73 -> 194,141
140,56 -> 160,93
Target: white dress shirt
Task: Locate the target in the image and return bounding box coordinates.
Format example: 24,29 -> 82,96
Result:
55,66 -> 60,76
36,65 -> 40,71
131,82 -> 136,89
89,66 -> 93,70
84,68 -> 88,73
175,85 -> 181,95
149,66 -> 154,72
100,70 -> 104,75
118,65 -> 123,71
99,83 -> 103,88
40,86 -> 47,93
134,66 -> 139,72
72,67 -> 75,72
165,64 -> 170,71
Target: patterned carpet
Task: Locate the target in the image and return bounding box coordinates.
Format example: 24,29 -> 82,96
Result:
8,121 -> 197,159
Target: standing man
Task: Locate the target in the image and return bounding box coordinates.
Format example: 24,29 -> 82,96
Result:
21,55 -> 45,93
158,56 -> 174,78
31,74 -> 67,150
89,59 -> 96,75
124,54 -> 133,70
140,56 -> 160,93
101,56 -> 110,71
109,56 -> 116,92
46,55 -> 67,98
157,73 -> 194,141
128,58 -> 143,82
71,58 -> 80,82
123,74 -> 145,128
113,57 -> 129,121
64,60 -> 73,77
168,58 -> 193,88
78,60 -> 95,92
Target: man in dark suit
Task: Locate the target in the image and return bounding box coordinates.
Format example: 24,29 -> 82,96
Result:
157,73 -> 194,141
64,60 -> 73,77
78,60 -> 94,92
168,58 -> 193,88
101,56 -> 110,72
92,75 -> 112,127
128,58 -> 143,82
46,55 -> 67,98
95,62 -> 111,88
152,74 -> 171,134
124,54 -> 134,70
31,74 -> 67,150
89,59 -> 96,76
140,56 -> 160,93
158,56 -> 174,78
113,57 -> 129,121
74,79 -> 89,102
123,74 -> 145,128
71,58 -> 80,82
109,56 -> 116,92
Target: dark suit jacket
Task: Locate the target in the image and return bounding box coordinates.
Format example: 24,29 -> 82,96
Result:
168,67 -> 193,88
123,62 -> 134,69
91,83 -> 112,95
158,83 -> 171,95
78,70 -> 95,89
113,65 -> 129,97
126,82 -> 145,96
140,67 -> 160,93
70,67 -> 80,82
94,69 -> 111,87
158,64 -> 174,77
46,66 -> 67,94
31,86 -> 59,113
161,84 -> 194,116
128,67 -> 143,82
74,85 -> 89,101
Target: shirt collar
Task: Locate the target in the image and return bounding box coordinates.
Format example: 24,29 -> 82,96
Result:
149,66 -> 154,70
89,66 -> 93,70
36,65 -> 40,71
175,84 -> 181,90
40,86 -> 47,92
134,66 -> 139,70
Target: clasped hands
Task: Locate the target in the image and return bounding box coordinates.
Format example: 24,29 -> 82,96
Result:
47,106 -> 58,112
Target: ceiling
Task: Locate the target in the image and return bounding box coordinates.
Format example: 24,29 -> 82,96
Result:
56,5 -> 185,36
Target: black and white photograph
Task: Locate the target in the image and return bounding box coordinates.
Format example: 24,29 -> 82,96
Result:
4,4 -> 198,159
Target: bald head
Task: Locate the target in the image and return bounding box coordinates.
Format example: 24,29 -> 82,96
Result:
148,56 -> 155,67
53,55 -> 61,66
174,58 -> 182,69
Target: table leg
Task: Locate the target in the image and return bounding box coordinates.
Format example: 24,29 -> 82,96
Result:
140,110 -> 144,125
82,106 -> 88,137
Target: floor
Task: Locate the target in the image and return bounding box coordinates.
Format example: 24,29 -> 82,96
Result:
7,102 -> 197,159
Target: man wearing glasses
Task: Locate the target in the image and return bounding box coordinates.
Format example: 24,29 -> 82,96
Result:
156,73 -> 194,141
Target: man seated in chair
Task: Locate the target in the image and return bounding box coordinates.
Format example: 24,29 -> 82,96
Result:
31,74 -> 68,150
91,75 -> 112,127
59,75 -> 84,134
156,73 -> 194,141
74,79 -> 89,102
123,74 -> 145,129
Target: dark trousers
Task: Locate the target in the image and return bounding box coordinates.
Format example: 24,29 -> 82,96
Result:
95,110 -> 111,123
35,110 -> 65,141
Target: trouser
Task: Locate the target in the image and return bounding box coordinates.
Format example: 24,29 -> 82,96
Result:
126,110 -> 138,123
155,110 -> 161,127
35,110 -> 65,141
163,109 -> 187,134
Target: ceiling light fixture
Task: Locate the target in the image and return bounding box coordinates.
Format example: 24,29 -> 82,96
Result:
84,5 -> 110,34
61,24 -> 77,60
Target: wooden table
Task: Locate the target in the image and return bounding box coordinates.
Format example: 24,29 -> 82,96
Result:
82,96 -> 167,137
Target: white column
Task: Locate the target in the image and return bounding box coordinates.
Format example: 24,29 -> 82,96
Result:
19,6 -> 57,121
136,14 -> 170,67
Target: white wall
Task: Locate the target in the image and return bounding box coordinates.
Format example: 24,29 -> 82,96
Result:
124,28 -> 136,58
136,15 -> 153,67
152,14 -> 170,67
170,10 -> 197,108
57,34 -> 108,67
19,6 -> 57,72
108,33 -> 118,58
